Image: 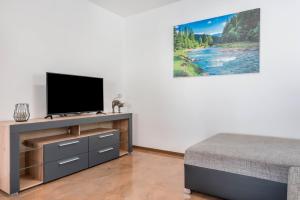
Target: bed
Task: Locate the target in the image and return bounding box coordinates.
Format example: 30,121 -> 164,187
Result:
184,133 -> 300,200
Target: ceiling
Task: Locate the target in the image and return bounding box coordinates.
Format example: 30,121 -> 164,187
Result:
90,0 -> 181,17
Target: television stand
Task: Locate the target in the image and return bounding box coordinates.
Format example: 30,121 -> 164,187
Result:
44,115 -> 53,120
96,111 -> 106,115
0,113 -> 132,194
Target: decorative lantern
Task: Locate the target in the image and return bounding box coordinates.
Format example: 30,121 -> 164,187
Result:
13,103 -> 30,122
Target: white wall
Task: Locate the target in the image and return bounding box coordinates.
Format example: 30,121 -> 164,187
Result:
1,0 -> 300,153
0,0 -> 124,120
124,0 -> 300,152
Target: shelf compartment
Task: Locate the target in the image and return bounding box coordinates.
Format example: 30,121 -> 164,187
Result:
19,165 -> 43,191
20,126 -> 80,148
19,148 -> 43,170
25,133 -> 78,146
20,163 -> 43,171
24,128 -> 116,147
20,175 -> 43,191
19,144 -> 42,153
80,122 -> 114,133
19,140 -> 43,191
113,119 -> 129,154
80,128 -> 117,137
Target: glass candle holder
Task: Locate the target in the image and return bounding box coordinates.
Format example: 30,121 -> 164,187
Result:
13,103 -> 30,122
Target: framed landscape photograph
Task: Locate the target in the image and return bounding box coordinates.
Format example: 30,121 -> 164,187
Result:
173,8 -> 260,77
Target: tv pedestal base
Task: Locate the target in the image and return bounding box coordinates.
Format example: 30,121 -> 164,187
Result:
45,112 -> 107,119
44,115 -> 53,120
96,111 -> 106,115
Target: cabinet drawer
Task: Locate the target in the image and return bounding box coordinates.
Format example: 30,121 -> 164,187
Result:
44,153 -> 88,183
89,144 -> 119,167
89,131 -> 120,151
44,137 -> 88,163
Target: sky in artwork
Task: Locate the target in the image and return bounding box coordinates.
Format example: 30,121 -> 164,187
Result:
175,13 -> 236,35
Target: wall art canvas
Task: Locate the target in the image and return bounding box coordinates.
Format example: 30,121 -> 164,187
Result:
174,8 -> 260,77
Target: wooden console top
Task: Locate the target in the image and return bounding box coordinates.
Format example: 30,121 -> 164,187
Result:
0,112 -> 130,127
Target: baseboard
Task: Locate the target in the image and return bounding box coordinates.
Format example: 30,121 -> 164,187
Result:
133,145 -> 184,157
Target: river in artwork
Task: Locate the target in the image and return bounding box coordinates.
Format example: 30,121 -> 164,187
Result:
187,46 -> 259,76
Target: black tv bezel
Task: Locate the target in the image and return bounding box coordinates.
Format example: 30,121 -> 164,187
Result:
46,72 -> 104,116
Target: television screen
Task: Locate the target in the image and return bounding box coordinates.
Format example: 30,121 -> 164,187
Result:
46,73 -> 103,115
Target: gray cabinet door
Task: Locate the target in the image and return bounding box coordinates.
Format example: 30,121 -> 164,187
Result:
44,137 -> 88,163
44,153 -> 88,183
89,144 -> 120,167
89,131 -> 119,151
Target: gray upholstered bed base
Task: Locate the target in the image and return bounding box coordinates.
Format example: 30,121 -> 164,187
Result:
185,164 -> 287,200
185,133 -> 300,200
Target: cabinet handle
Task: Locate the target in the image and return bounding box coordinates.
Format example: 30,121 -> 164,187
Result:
58,140 -> 80,147
98,134 -> 114,139
58,157 -> 80,165
98,147 -> 114,154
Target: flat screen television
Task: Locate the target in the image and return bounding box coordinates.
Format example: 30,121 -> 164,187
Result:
46,72 -> 104,116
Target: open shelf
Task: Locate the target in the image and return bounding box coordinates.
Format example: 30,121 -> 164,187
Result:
19,163 -> 43,191
19,144 -> 42,153
25,133 -> 78,146
80,128 -> 117,137
24,128 -> 117,147
20,174 -> 43,191
19,134 -> 44,191
19,148 -> 43,168
20,163 -> 43,171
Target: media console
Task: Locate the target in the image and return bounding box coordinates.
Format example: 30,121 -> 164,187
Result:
0,113 -> 132,195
